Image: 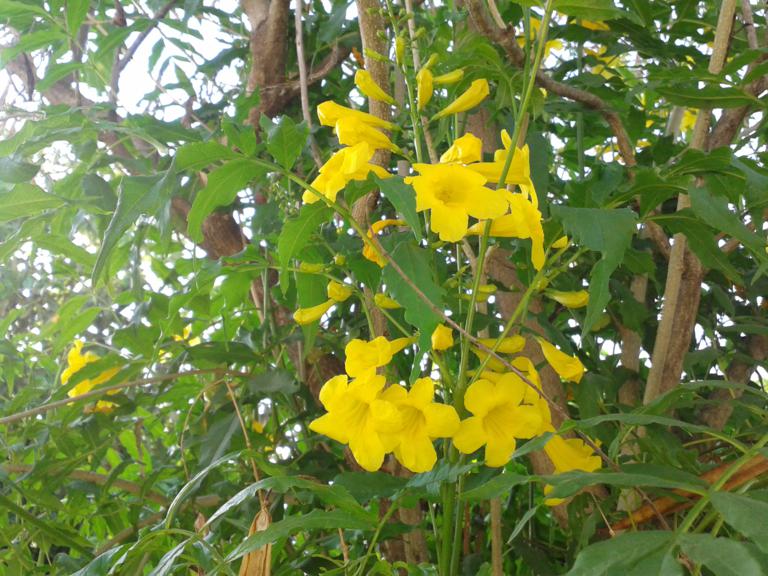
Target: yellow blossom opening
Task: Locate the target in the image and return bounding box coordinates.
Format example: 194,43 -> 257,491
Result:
431,324 -> 454,351
405,163 -> 507,242
61,340 -> 121,412
327,281 -> 353,303
302,143 -> 389,204
536,338 -> 585,383
362,219 -> 405,267
439,133 -> 483,165
293,300 -> 334,325
309,374 -> 402,471
544,290 -> 589,309
317,100 -> 394,130
432,79 -> 490,121
417,68 -> 434,111
379,378 -> 459,472
433,69 -> 464,85
335,116 -> 400,153
453,373 -> 545,467
354,69 -> 395,105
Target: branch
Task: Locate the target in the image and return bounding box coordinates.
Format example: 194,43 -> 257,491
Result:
294,1 -> 323,168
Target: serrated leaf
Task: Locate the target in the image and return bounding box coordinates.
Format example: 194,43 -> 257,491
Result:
382,240 -> 443,348
93,168 -> 176,283
264,116 -> 307,169
567,532 -> 674,576
377,176 -> 422,240
551,206 -> 637,334
554,0 -> 635,21
276,202 -> 331,294
187,159 -> 261,242
65,0 -> 89,36
0,184 -> 64,221
655,85 -> 759,109
175,141 -> 240,170
679,534 -> 764,576
711,492 -> 768,552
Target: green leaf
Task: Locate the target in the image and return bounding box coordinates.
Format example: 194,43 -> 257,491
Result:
711,492 -> 768,552
679,534 -> 764,576
0,0 -> 52,20
632,168 -> 686,216
246,370 -> 298,396
655,85 -> 759,109
93,168 -> 176,283
187,159 -> 261,242
164,451 -> 244,528
460,473 -> 533,501
0,157 -> 40,183
333,472 -> 408,503
553,0 -> 635,21
175,141 -> 239,170
276,202 -> 332,293
377,176 -> 422,240
0,184 -> 64,221
547,465 -> 708,499
65,0 -> 89,36
551,206 -> 637,333
264,115 -> 308,169
566,531 -> 674,576
225,510 -> 376,563
206,476 -> 370,528
689,185 -> 767,258
382,240 -> 444,348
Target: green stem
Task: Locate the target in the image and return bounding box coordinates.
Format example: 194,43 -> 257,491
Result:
440,482 -> 456,575
356,500 -> 400,576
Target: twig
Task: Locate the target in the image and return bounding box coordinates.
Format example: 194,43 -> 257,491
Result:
225,380 -> 266,509
116,0 -> 178,75
0,369 -> 248,426
294,1 -> 323,168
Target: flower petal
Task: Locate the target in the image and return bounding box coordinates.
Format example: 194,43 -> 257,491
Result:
463,378 -> 497,417
453,416 -> 487,455
349,429 -> 387,471
408,377 -> 435,407
309,413 -> 349,444
431,204 -> 468,242
318,374 -> 349,411
423,403 -> 460,438
396,433 -> 437,473
485,436 -> 517,467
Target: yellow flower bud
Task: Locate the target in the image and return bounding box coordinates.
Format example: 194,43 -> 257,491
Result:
536,338 -> 585,383
363,219 -> 405,267
293,299 -> 334,325
431,324 -> 454,351
552,236 -> 569,249
395,36 -> 406,66
432,79 -> 490,120
545,290 -> 589,309
476,335 -> 525,354
433,69 -> 464,85
354,69 -> 395,105
364,48 -> 388,63
299,262 -> 325,273
374,293 -> 401,309
478,284 -> 497,294
333,254 -> 346,266
424,53 -> 439,69
327,281 -> 353,303
416,68 -> 433,111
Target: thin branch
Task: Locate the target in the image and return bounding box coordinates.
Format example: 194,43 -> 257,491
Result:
116,0 -> 179,75
294,1 -> 323,168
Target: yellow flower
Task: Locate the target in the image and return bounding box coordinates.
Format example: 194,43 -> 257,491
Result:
453,373 -> 545,467
317,100 -> 394,130
309,374 -> 402,471
293,300 -> 334,325
543,434 -> 601,505
467,193 -> 545,270
354,69 -> 395,105
379,378 -> 460,472
466,136 -> 535,198
303,143 -> 389,204
439,133 -> 482,164
61,340 -> 120,411
363,219 -> 405,267
431,324 -> 454,351
344,336 -> 411,379
327,281 -> 353,303
432,79 -> 490,120
545,290 -> 589,309
477,335 -> 525,354
551,235 -> 569,249
416,68 -> 433,111
575,19 -> 610,31
433,69 -> 464,85
405,163 -> 507,242
335,116 -> 400,153
518,18 -> 563,57
536,338 -> 585,383
680,109 -> 698,132
374,293 -> 401,309
251,420 -> 264,434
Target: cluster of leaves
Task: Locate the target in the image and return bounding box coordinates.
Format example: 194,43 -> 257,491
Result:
0,0 -> 767,574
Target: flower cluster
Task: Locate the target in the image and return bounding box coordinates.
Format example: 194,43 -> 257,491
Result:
61,340 -> 121,413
